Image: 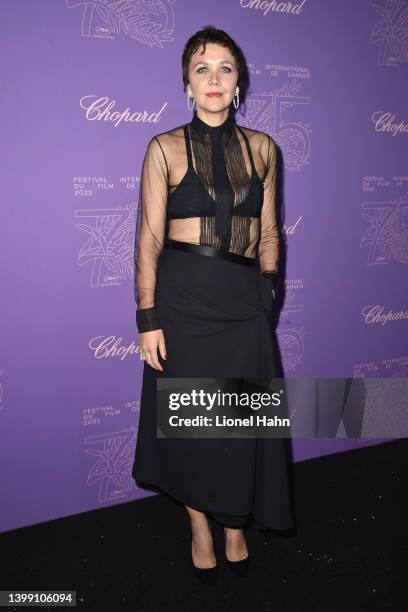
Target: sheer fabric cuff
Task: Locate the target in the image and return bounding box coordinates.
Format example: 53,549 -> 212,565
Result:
136,307 -> 162,333
262,271 -> 279,298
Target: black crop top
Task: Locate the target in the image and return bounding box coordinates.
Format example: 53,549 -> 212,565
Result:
134,111 -> 280,333
167,121 -> 263,220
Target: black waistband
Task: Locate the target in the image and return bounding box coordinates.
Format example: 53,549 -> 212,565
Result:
164,239 -> 257,266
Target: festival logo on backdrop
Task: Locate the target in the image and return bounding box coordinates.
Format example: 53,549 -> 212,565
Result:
74,203 -> 135,287
371,0 -> 408,66
66,0 -> 175,46
83,427 -> 137,502
242,80 -> 311,172
277,327 -> 306,372
361,180 -> 408,265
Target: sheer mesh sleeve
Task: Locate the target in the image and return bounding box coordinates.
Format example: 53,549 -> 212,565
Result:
134,136 -> 169,333
258,136 -> 280,296
259,135 -> 279,274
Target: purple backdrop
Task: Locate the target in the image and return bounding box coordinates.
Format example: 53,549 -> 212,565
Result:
1,0 -> 407,533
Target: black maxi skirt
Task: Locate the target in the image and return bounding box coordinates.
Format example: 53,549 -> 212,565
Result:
132,243 -> 294,530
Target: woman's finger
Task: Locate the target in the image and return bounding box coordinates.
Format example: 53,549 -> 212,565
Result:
158,335 -> 167,362
145,346 -> 163,372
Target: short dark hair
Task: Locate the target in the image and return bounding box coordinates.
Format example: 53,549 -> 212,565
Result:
181,25 -> 248,95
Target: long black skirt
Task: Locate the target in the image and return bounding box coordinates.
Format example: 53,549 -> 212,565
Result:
132,245 -> 294,530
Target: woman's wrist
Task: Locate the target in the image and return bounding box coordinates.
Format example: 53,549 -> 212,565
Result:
262,271 -> 279,296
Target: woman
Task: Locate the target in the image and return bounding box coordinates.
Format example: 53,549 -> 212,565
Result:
132,25 -> 294,586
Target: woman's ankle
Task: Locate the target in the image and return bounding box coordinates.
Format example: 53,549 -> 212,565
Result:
224,526 -> 244,538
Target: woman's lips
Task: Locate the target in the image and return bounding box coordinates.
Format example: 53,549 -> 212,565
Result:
207,93 -> 223,97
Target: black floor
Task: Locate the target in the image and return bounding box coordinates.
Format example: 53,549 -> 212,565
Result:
1,439 -> 405,612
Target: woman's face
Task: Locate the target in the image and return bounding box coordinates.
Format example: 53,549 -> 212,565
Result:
186,43 -> 239,114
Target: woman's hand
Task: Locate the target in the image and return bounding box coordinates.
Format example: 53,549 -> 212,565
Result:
139,328 -> 167,371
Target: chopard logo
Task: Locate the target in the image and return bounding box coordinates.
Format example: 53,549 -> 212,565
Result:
89,336 -> 140,360
240,0 -> 307,15
79,95 -> 167,128
284,216 -> 302,235
372,112 -> 408,136
362,305 -> 408,325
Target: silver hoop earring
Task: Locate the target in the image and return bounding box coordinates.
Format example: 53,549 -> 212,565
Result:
187,93 -> 195,111
233,93 -> 240,109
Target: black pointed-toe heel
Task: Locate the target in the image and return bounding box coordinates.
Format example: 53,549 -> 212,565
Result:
191,518 -> 218,586
223,527 -> 250,578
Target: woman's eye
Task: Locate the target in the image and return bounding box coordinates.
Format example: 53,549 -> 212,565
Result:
197,66 -> 232,73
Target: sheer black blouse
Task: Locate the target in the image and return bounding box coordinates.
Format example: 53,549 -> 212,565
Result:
134,111 -> 280,333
